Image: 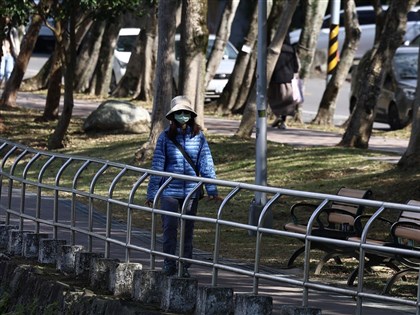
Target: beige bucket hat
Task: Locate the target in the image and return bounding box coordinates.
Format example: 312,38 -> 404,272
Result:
166,95 -> 197,119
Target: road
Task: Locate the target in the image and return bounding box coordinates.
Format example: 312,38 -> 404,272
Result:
25,53 -> 389,129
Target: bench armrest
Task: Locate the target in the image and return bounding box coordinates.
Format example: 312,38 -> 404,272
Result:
289,202 -> 318,225
353,214 -> 393,235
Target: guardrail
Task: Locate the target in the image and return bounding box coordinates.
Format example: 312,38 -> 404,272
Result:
0,137 -> 419,315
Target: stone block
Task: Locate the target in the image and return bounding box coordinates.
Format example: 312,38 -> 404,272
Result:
132,269 -> 164,304
90,258 -> 120,292
38,239 -> 67,264
8,229 -> 31,256
0,225 -> 18,248
109,262 -> 143,296
279,305 -> 322,315
195,286 -> 234,315
161,276 -> 198,313
74,251 -> 104,277
56,245 -> 84,273
234,293 -> 273,315
22,232 -> 50,258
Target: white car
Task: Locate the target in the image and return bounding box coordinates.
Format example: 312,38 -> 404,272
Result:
112,31 -> 238,100
112,28 -> 141,86
173,34 -> 238,101
289,5 -> 420,62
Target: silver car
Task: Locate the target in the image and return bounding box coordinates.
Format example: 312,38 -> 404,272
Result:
349,46 -> 417,130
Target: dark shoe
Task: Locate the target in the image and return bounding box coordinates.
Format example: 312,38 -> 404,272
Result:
162,265 -> 176,277
278,122 -> 287,130
181,266 -> 190,278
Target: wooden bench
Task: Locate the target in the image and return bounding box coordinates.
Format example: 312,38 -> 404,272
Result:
283,187 -> 373,273
348,200 -> 420,294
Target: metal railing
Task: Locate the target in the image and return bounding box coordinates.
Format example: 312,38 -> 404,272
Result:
0,137 -> 419,315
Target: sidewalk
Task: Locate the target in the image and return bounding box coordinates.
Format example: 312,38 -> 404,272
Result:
13,91 -> 409,158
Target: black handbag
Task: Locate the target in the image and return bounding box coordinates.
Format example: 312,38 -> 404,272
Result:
169,137 -> 205,199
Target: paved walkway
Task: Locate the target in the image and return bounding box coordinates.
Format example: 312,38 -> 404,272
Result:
13,91 -> 409,158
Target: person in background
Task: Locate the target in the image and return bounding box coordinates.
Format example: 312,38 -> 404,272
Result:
0,16 -> 20,86
268,37 -> 300,130
146,95 -> 222,277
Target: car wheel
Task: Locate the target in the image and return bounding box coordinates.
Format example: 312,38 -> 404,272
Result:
388,103 -> 403,130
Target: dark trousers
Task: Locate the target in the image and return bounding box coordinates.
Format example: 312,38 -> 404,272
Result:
160,196 -> 198,269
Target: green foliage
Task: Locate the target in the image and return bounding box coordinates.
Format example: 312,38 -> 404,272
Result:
0,292 -> 10,313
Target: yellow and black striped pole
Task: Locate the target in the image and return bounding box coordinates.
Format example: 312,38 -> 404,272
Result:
327,0 -> 340,82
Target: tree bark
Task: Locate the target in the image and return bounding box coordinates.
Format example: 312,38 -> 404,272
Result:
204,0 -> 238,87
214,0 -> 258,115
113,5 -> 159,99
0,14 -> 42,108
311,0 -> 360,126
21,54 -> 52,91
135,0 -> 178,162
339,0 -> 417,148
48,3 -> 78,149
39,17 -> 65,122
398,44 -> 420,169
236,0 -> 298,138
90,19 -> 120,97
74,20 -> 106,93
231,43 -> 257,114
178,0 -> 208,128
131,24 -> 157,101
296,0 -> 329,81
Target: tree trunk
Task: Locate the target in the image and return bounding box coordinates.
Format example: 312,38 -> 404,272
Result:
124,3 -> 157,102
204,0 -> 238,87
397,44 -> 420,169
90,19 -> 120,97
21,54 -> 52,91
135,0 -> 178,162
39,18 -> 64,122
312,0 -> 360,126
48,4 -> 78,149
74,20 -> 106,93
178,0 -> 208,128
214,0 -> 258,115
339,0 -> 417,148
231,43 -> 257,114
0,14 -> 42,108
131,25 -> 157,101
236,0 -> 298,137
296,0 -> 329,81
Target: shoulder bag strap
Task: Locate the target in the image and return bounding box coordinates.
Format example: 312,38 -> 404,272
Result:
169,137 -> 199,176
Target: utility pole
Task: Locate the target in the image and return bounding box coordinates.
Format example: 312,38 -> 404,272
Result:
327,0 -> 341,82
248,0 -> 272,235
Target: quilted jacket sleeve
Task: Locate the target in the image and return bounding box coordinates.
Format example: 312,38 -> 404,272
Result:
146,132 -> 166,201
197,133 -> 218,196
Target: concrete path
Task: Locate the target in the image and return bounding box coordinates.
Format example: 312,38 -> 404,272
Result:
12,91 -> 409,158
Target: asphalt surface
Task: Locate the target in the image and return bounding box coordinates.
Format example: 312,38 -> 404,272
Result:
1,91 -> 415,314
12,90 -> 409,159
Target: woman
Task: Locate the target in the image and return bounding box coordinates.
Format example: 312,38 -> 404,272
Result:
268,39 -> 300,130
146,95 -> 221,277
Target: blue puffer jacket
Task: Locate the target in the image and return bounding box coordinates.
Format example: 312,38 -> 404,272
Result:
147,126 -> 218,201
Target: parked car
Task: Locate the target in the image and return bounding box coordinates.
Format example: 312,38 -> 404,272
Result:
112,28 -> 141,87
112,31 -> 237,100
289,5 -> 420,63
349,46 -> 417,130
173,34 -> 238,101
